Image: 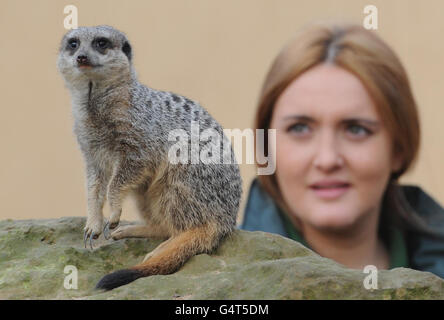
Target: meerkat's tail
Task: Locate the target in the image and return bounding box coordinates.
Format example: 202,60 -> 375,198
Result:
95,224 -> 224,291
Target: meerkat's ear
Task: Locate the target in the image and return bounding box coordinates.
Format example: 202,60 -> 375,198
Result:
122,41 -> 132,61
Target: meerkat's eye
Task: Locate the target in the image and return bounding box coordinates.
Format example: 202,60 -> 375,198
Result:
67,38 -> 79,49
95,38 -> 110,50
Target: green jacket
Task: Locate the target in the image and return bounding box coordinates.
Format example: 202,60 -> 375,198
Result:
240,178 -> 444,279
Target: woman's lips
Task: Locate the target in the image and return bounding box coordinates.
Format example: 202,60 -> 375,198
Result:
310,185 -> 351,199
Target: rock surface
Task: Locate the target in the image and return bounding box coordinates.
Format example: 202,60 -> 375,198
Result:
0,217 -> 443,299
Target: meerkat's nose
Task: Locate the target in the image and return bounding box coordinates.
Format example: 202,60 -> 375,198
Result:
77,55 -> 89,65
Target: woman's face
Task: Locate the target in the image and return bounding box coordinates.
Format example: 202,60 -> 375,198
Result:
270,63 -> 402,233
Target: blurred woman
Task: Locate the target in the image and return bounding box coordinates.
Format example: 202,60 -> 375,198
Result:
241,23 -> 444,277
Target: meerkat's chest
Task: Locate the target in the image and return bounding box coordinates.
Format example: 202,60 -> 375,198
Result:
75,127 -> 117,172
73,110 -> 122,172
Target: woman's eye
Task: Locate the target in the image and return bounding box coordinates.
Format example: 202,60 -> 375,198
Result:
347,124 -> 371,137
285,123 -> 372,137
287,123 -> 310,134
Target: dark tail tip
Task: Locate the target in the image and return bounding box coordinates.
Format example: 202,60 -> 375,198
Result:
95,269 -> 143,291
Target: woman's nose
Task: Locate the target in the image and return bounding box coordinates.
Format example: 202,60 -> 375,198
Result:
312,132 -> 344,171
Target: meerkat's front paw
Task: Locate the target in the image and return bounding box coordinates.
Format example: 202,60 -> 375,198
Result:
84,217 -> 103,250
103,220 -> 120,240
103,214 -> 121,240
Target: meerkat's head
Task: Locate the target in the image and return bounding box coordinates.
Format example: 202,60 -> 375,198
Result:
57,25 -> 133,87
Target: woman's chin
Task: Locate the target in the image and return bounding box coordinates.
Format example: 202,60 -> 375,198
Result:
306,212 -> 359,233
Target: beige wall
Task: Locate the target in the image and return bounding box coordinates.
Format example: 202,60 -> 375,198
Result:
1,0 -> 443,223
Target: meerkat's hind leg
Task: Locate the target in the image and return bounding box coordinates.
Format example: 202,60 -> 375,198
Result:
103,182 -> 151,240
110,224 -> 164,240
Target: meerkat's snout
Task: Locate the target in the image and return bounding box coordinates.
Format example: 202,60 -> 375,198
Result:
76,55 -> 91,67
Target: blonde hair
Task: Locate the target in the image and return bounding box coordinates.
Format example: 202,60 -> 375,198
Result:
255,23 -> 431,234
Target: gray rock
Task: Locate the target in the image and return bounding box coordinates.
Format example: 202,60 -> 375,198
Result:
0,217 -> 443,299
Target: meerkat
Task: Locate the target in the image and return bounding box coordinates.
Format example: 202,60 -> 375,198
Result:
57,25 -> 242,290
